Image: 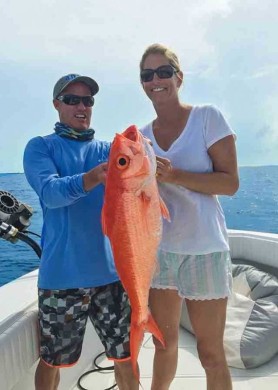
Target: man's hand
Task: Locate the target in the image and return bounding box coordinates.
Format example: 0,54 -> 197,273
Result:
94,162 -> 108,185
83,162 -> 108,191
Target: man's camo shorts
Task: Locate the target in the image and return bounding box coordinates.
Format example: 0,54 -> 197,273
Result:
38,281 -> 131,366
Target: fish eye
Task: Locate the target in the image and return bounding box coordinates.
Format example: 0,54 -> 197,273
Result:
116,155 -> 130,169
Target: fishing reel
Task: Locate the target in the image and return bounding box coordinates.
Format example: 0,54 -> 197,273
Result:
0,190 -> 41,258
0,190 -> 33,233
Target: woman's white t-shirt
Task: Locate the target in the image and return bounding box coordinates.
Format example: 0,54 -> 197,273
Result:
140,105 -> 236,255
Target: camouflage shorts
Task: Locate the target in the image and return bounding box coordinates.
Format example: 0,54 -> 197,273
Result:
38,281 -> 131,367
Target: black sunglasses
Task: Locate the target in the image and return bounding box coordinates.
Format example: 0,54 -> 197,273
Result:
56,94 -> 95,107
140,65 -> 177,83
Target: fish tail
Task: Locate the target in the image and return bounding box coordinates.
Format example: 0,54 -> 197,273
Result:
130,312 -> 165,381
130,318 -> 145,381
145,312 -> 165,348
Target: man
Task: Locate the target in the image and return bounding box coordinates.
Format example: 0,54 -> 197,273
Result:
23,74 -> 139,390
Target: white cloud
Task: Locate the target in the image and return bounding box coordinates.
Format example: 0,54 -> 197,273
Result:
1,0 -> 232,67
247,64 -> 278,80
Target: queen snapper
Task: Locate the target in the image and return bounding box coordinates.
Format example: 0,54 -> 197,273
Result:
101,125 -> 170,379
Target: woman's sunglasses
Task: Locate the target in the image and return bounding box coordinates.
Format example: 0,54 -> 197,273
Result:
56,94 -> 95,107
140,65 -> 178,83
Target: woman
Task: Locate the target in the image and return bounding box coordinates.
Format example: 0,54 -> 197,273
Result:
139,43 -> 239,390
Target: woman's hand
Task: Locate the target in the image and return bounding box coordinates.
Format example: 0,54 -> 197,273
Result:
156,156 -> 173,183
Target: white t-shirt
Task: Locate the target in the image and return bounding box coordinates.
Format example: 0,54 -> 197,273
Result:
140,105 -> 236,255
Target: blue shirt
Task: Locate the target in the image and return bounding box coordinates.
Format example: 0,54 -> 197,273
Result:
23,133 -> 119,289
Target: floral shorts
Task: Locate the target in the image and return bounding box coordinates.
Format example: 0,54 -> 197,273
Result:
152,250 -> 233,300
38,281 -> 131,367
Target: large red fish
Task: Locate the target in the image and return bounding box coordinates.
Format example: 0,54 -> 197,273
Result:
101,125 -> 170,379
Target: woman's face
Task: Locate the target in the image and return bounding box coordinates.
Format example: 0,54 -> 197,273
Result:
141,53 -> 182,105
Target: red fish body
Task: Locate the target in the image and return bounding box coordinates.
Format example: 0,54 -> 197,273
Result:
101,125 -> 169,379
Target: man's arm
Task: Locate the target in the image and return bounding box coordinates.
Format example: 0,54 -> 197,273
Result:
23,137 -> 106,209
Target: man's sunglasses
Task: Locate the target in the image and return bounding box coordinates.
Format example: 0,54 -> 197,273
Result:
140,65 -> 178,83
56,94 -> 95,107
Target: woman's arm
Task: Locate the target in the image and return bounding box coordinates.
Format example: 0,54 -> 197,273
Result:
156,135 -> 239,196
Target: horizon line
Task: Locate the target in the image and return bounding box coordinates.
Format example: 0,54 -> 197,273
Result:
1,164 -> 278,175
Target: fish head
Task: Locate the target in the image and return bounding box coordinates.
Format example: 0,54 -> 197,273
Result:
108,125 -> 154,190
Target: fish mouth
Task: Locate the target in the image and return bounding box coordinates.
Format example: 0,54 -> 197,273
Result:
121,125 -> 139,142
113,127 -> 143,162
112,125 -> 154,181
113,126 -> 141,153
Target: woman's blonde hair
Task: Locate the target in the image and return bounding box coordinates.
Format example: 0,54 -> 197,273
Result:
139,43 -> 181,71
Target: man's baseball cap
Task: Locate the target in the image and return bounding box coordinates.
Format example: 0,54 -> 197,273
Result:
53,73 -> 99,99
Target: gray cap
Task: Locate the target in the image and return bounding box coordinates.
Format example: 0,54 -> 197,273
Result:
53,73 -> 99,99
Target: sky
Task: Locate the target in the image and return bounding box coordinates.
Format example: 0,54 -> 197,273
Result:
0,0 -> 277,172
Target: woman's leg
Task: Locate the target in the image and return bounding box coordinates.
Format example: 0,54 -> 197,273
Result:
186,298 -> 232,390
149,288 -> 183,390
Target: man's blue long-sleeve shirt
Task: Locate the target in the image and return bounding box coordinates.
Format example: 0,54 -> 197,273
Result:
23,133 -> 119,289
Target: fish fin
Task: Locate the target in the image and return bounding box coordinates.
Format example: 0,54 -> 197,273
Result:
141,191 -> 151,203
159,196 -> 171,222
101,204 -> 108,235
134,188 -> 151,202
130,317 -> 145,381
145,312 -> 166,348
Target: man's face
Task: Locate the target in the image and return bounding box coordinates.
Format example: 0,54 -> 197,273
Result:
53,82 -> 93,131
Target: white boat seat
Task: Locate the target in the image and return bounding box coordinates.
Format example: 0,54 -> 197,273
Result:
0,308 -> 39,390
180,264 -> 278,369
0,269 -> 39,390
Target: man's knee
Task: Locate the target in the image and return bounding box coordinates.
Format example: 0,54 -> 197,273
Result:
35,359 -> 60,390
114,359 -> 136,378
114,360 -> 139,390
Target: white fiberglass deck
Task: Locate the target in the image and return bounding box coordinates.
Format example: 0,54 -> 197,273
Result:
71,327 -> 278,390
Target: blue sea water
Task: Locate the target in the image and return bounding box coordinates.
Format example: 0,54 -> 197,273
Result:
0,167 -> 278,287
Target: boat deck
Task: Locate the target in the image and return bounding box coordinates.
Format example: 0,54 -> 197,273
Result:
2,230 -> 278,390
70,327 -> 278,390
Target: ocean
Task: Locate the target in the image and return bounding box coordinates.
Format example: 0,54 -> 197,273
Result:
0,167 -> 278,287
